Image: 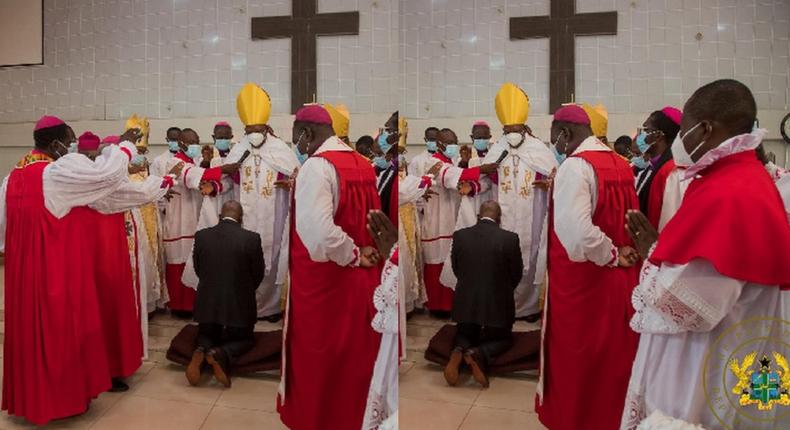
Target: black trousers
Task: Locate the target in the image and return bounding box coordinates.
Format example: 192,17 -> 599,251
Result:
197,323 -> 254,366
453,323 -> 513,366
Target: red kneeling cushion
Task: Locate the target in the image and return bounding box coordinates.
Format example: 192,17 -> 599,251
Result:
423,324 -> 541,374
166,324 -> 282,374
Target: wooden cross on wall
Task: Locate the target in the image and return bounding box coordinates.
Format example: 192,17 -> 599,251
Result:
251,0 -> 360,113
510,0 -> 617,112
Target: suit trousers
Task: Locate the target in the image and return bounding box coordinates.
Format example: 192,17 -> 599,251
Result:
197,323 -> 254,365
453,323 -> 513,366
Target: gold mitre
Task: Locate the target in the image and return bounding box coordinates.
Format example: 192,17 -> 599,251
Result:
398,116 -> 408,150
495,82 -> 530,126
324,103 -> 350,138
581,103 -> 608,138
125,114 -> 150,147
236,83 -> 272,126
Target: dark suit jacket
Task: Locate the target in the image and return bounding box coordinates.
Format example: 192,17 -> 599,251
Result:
193,219 -> 265,327
450,219 -> 523,328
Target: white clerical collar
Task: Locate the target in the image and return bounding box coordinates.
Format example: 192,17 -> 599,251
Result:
480,217 -> 497,224
221,217 -> 238,223
314,136 -> 352,156
571,136 -> 611,156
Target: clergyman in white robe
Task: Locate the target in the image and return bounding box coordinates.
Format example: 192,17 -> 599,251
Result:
224,133 -> 301,318
482,134 -> 558,317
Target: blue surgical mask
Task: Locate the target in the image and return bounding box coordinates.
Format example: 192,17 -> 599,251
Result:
378,132 -> 393,154
551,144 -> 566,164
68,142 -> 78,153
168,140 -> 179,152
631,156 -> 649,170
131,154 -> 146,166
635,132 -> 652,154
215,139 -> 231,152
473,139 -> 489,152
443,144 -> 460,159
426,140 -> 438,152
373,155 -> 390,169
294,145 -> 308,165
185,144 -> 201,159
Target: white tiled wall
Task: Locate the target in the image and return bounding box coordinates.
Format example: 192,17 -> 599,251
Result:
0,0 -> 400,123
400,0 -> 790,119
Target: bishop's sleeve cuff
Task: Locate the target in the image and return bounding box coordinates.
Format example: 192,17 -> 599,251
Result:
458,166 -> 481,182
201,166 -> 222,182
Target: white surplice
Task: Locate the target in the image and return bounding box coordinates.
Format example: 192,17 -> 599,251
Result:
362,246 -> 399,430
620,257 -> 788,430
407,149 -> 435,177
398,174 -> 430,353
419,154 -> 467,267
180,154 -> 236,291
223,134 -> 300,317
656,167 -> 691,232
0,142 -> 137,252
481,135 -> 558,316
777,173 -> 790,221
161,153 -> 218,266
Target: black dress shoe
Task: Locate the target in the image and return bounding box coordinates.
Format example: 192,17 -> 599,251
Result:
109,377 -> 129,392
523,312 -> 542,323
429,310 -> 451,319
443,347 -> 464,386
463,348 -> 489,388
206,348 -> 231,387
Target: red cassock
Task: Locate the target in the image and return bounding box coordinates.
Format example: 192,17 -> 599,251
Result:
646,159 -> 676,228
88,210 -> 143,378
2,159 -> 112,425
278,151 -> 382,430
536,151 -> 640,430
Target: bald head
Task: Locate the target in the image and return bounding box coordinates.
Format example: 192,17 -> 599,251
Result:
479,200 -> 502,224
685,79 -> 756,136
220,200 -> 243,223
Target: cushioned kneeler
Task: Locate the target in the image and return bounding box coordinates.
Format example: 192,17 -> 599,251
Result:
166,324 -> 282,374
423,324 -> 541,374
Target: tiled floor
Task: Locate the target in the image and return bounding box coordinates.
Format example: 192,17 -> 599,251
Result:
0,263 -> 546,429
401,312 -> 547,430
0,362 -> 287,430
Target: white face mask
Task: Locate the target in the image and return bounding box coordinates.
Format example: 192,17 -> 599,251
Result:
247,132 -> 265,147
671,122 -> 705,168
505,132 -> 524,147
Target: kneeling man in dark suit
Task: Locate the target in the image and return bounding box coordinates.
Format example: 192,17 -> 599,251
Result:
445,201 -> 523,388
186,200 -> 265,387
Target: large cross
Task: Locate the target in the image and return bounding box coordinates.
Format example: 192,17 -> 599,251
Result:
251,0 -> 360,113
510,0 -> 617,112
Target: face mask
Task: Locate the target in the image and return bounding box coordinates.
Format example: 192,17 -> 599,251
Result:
398,154 -> 406,166
248,132 -> 265,147
505,132 -> 524,147
373,155 -> 390,169
215,139 -> 231,152
631,156 -> 649,170
551,144 -> 566,164
473,139 -> 489,151
68,142 -> 78,153
185,144 -> 201,160
635,132 -> 654,154
167,140 -> 179,152
442,144 -> 460,159
378,132 -> 393,154
671,122 -> 705,168
425,140 -> 437,152
294,145 -> 308,165
131,154 -> 146,166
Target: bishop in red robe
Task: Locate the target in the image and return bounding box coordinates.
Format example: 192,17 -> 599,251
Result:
0,117 -> 138,424
536,106 -> 641,430
277,106 -> 383,429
